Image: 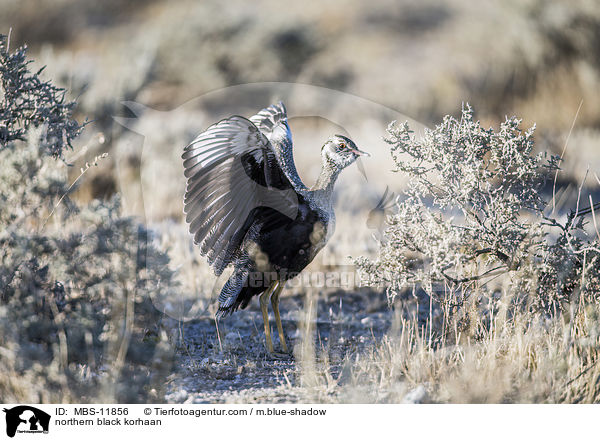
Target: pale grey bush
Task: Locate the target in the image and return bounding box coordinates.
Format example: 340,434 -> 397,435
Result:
0,33 -> 175,403
0,35 -> 82,157
356,105 -> 600,314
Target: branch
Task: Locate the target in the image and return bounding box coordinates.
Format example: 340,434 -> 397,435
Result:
441,264 -> 508,285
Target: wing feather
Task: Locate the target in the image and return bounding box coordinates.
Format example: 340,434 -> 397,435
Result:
184,160 -> 233,203
250,101 -> 307,191
182,114 -> 299,275
249,102 -> 288,135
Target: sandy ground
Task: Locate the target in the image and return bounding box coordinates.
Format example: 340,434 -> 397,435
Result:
163,288 -> 406,403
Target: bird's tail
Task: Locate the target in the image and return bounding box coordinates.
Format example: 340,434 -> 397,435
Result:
215,269 -> 247,319
216,268 -> 273,319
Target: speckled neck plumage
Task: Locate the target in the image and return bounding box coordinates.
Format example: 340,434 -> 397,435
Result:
312,158 -> 341,191
309,157 -> 342,209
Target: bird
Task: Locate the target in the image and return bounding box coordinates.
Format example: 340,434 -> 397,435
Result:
182,102 -> 368,355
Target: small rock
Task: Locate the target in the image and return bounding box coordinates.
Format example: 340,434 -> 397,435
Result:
167,389 -> 188,403
402,385 -> 428,404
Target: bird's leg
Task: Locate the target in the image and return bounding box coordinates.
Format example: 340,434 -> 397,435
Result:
259,281 -> 279,354
271,282 -> 289,353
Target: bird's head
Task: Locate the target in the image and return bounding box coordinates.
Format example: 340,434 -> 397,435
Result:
321,134 -> 369,170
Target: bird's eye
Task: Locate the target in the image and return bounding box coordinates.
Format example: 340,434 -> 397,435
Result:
339,143 -> 346,149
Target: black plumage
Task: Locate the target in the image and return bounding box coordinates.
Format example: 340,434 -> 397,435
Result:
218,194 -> 327,315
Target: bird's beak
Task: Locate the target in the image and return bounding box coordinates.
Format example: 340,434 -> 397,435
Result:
351,146 -> 370,157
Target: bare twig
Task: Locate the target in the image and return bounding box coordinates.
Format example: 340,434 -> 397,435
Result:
553,99 -> 583,214
589,195 -> 600,244
214,318 -> 223,352
569,167 -> 589,229
40,153 -> 108,230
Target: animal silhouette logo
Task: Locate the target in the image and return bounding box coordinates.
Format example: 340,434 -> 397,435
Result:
3,406 -> 50,437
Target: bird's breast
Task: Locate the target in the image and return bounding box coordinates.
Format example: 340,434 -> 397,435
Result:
306,208 -> 333,260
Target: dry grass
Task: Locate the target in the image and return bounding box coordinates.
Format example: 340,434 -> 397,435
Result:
338,297 -> 600,403
273,270 -> 600,404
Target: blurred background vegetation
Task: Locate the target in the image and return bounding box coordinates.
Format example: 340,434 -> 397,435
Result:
3,0 -> 600,210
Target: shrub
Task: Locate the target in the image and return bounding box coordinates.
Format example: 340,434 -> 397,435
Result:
356,104 -> 600,316
0,35 -> 82,157
0,34 -> 174,403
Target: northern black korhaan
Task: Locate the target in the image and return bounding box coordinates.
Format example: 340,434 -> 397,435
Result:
182,102 -> 368,354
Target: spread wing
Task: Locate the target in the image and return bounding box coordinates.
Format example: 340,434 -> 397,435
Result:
182,115 -> 299,275
250,102 -> 307,191
249,102 -> 290,135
